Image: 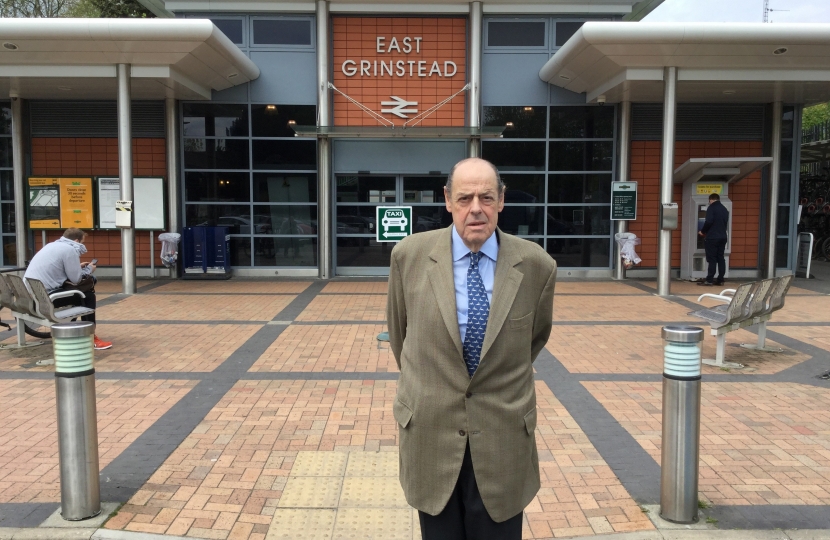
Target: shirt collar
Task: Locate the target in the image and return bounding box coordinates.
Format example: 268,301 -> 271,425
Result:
451,225 -> 499,263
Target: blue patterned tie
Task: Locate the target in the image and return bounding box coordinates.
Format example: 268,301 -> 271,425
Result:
463,252 -> 490,377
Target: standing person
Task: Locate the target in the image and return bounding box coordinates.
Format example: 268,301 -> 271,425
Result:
24,228 -> 112,350
387,157 -> 557,540
698,193 -> 729,286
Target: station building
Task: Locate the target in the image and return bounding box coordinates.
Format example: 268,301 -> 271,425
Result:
1,0 -> 829,294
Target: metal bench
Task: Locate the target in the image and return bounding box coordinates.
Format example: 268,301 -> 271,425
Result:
0,273 -> 95,349
688,275 -> 792,368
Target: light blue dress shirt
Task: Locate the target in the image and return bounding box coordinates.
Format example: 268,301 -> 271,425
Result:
452,226 -> 499,343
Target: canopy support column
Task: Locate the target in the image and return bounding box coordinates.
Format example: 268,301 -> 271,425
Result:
117,63 -> 136,294
765,100 -> 783,278
317,0 -> 332,279
165,97 -> 179,234
657,67 -> 677,297
10,96 -> 26,267
468,1 -> 482,158
614,100 -> 632,280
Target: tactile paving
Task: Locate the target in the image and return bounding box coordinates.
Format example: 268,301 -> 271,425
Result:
266,508 -> 336,540
338,477 -> 409,508
332,508 -> 412,540
291,451 -> 349,477
345,451 -> 399,477
278,476 -> 344,508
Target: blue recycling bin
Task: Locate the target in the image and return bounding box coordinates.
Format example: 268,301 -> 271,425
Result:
182,226 -> 231,279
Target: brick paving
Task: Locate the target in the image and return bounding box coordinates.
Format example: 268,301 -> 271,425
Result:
0,276 -> 828,538
585,381 -> 830,507
249,324 -> 397,373
0,379 -> 196,503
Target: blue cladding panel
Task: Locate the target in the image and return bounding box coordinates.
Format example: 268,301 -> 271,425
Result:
250,51 -> 317,104
333,140 -> 466,174
482,53 -> 550,105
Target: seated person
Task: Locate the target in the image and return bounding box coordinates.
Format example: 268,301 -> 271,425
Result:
24,228 -> 112,350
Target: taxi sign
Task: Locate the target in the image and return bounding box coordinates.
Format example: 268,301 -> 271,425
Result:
376,206 -> 413,242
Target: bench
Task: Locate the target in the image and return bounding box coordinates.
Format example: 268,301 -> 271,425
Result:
688,275 -> 793,368
0,273 -> 95,349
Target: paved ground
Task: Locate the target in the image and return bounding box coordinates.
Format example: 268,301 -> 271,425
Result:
0,269 -> 829,539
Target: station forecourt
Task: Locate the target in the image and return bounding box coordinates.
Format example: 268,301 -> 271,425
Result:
1,0 -> 830,538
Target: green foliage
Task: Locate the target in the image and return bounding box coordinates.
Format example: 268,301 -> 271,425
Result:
698,499 -> 711,509
64,0 -> 99,17
803,103 -> 830,131
91,0 -> 154,17
706,516 -> 719,524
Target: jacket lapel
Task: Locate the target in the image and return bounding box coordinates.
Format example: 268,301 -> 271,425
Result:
428,227 -> 464,360
479,231 -> 523,363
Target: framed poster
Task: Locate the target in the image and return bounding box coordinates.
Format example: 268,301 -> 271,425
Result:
28,177 -> 94,229
96,176 -> 166,230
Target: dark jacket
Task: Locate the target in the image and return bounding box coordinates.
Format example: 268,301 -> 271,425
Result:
701,200 -> 729,240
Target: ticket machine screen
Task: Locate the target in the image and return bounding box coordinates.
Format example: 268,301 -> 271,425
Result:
697,205 -> 707,249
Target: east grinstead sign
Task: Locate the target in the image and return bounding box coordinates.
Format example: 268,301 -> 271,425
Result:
332,17 -> 467,127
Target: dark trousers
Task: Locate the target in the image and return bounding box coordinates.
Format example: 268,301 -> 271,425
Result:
705,238 -> 727,283
418,444 -> 522,540
51,284 -> 96,323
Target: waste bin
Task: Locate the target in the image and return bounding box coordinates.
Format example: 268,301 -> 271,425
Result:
182,226 -> 231,280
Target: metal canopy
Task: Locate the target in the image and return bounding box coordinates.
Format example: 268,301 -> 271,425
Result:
0,19 -> 259,100
673,157 -> 772,184
539,22 -> 830,104
291,125 -> 505,139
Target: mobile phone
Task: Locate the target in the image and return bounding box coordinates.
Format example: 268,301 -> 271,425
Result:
90,259 -> 98,265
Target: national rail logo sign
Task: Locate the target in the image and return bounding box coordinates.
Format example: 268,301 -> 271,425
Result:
376,206 -> 413,242
332,17 -> 467,127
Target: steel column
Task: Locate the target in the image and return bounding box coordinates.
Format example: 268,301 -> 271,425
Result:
117,64 -> 136,294
765,101 -> 783,278
468,1 -> 482,158
317,0 -> 332,279
657,67 -> 677,297
10,96 -> 27,267
614,100 -> 632,280
165,97 -> 179,234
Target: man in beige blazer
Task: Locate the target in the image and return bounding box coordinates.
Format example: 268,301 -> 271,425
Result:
387,157 -> 557,540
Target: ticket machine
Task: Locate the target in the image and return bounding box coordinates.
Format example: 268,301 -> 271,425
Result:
675,158 -> 771,281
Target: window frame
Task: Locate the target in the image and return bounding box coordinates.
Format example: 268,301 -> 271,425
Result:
483,18 -> 549,51
249,16 -> 316,51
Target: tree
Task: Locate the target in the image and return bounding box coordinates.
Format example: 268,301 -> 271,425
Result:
803,103 -> 830,131
1,0 -> 73,17
0,0 -> 155,17
90,0 -> 154,18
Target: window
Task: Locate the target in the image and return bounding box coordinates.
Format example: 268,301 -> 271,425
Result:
211,19 -> 244,45
0,104 -> 13,266
252,18 -> 312,46
487,21 -> 546,47
555,22 -> 584,46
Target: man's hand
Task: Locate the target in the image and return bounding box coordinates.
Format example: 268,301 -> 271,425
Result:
82,262 -> 97,272
698,231 -> 704,237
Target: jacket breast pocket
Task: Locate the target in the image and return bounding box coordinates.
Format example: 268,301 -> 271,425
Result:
508,311 -> 533,330
393,397 -> 413,429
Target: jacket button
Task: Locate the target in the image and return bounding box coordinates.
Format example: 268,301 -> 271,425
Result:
458,430 -> 466,436
465,392 -> 472,398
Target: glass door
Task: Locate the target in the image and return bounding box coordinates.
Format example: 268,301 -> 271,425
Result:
334,174 -> 448,274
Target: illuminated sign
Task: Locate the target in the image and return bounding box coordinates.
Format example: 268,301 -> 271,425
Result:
28,177 -> 94,229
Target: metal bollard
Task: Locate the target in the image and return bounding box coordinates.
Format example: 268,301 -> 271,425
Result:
53,321 -> 101,521
660,325 -> 704,524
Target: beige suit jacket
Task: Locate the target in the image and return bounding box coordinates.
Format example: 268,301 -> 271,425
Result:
387,226 -> 557,522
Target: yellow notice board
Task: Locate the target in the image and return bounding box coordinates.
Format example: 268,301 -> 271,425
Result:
28,177 -> 94,229
695,183 -> 724,195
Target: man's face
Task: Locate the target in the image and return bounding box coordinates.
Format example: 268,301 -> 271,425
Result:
709,198 -> 716,205
444,159 -> 504,252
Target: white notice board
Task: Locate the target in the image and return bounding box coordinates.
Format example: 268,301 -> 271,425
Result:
97,177 -> 165,230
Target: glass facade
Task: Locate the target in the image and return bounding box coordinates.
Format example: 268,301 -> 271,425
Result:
778,105 -> 799,269
0,104 -> 14,267
482,105 -> 615,267
182,103 -> 318,268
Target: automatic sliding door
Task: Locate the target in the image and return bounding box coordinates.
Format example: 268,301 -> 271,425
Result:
335,175 -> 396,269
403,176 -> 451,233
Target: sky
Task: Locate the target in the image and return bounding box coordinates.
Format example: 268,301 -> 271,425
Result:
643,0 -> 830,23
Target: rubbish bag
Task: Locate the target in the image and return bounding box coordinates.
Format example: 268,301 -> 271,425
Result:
614,232 -> 642,269
158,232 -> 181,268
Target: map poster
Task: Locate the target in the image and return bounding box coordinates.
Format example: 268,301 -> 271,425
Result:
28,177 -> 61,229
59,178 -> 94,229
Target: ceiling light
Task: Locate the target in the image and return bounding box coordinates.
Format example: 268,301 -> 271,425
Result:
287,119 -> 296,126
505,122 -> 515,128
523,107 -> 533,112
559,74 -> 571,81
773,47 -> 788,55
228,72 -> 238,78
57,86 -> 72,91
3,42 -> 18,51
266,104 -> 277,111
723,90 -> 736,95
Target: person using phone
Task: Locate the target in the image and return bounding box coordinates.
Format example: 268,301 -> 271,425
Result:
24,228 -> 112,350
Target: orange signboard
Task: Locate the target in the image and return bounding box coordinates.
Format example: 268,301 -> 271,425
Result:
28,177 -> 94,229
332,17 -> 467,127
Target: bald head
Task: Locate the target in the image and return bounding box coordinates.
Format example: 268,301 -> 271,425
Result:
445,158 -> 504,198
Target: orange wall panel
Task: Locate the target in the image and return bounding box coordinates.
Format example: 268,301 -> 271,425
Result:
31,137 -> 167,268
627,140 -> 763,269
331,17 -> 467,127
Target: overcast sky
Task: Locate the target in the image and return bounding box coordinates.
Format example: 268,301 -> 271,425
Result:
643,0 -> 830,23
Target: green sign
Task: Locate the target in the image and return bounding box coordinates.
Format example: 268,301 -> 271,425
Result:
376,206 -> 412,242
611,181 -> 637,220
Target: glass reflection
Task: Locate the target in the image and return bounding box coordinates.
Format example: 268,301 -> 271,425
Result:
549,106 -> 614,138
185,205 -> 250,233
337,238 -> 394,267
548,174 -> 612,204
183,139 -> 249,170
254,238 -> 317,266
253,206 -> 317,235
185,172 -> 250,203
499,205 -> 543,235
502,175 -> 544,201
229,237 -> 251,267
252,140 -> 316,170
482,141 -> 546,171
549,141 -> 613,171
336,176 -> 395,203
483,106 -> 547,138
546,238 -> 610,267
254,174 -> 317,203
182,104 -> 248,137
412,207 -> 451,233
547,206 -> 610,236
402,176 -> 446,203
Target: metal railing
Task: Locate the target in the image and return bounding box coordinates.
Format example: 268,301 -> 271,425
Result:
803,118 -> 830,144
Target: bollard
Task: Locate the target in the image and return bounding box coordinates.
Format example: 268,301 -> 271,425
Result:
660,325 -> 704,524
53,321 -> 101,521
